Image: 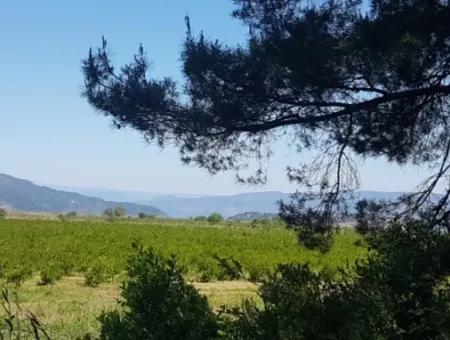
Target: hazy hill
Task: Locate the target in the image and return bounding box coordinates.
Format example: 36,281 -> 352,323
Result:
0,174 -> 165,216
138,191 -> 408,218
138,191 -> 291,218
41,179 -> 430,218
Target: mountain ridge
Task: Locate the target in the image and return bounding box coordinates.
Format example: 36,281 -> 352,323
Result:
0,173 -> 165,216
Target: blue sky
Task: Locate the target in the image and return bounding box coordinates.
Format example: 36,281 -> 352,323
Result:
0,1 -> 434,195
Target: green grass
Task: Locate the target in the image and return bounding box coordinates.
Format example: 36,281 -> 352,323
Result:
7,276 -> 260,339
0,218 -> 367,338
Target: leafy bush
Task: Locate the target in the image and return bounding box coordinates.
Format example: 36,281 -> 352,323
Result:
6,267 -> 33,286
84,265 -> 105,287
0,208 -> 6,219
99,243 -> 218,340
39,264 -> 63,285
138,213 -> 155,219
225,222 -> 450,339
214,255 -> 244,280
103,208 -> 114,217
207,213 -> 223,224
114,207 -> 126,217
66,211 -> 78,219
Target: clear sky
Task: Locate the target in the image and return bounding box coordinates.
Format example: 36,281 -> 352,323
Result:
0,0 -> 436,195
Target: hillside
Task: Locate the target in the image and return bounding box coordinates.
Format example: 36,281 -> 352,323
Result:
0,174 -> 165,216
138,191 -> 291,218
137,190 -> 408,218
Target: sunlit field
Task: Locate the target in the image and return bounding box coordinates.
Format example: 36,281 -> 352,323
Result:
0,218 -> 366,338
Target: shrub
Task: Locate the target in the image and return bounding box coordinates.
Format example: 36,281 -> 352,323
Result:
207,213 -> 223,224
84,265 -> 105,287
225,222 -> 450,339
114,207 -> 126,217
194,215 -> 207,221
0,208 -> 7,219
214,255 -> 244,280
103,208 -> 113,216
39,264 -> 63,285
99,243 -> 218,340
66,211 -> 78,219
6,267 -> 33,286
138,213 -> 155,219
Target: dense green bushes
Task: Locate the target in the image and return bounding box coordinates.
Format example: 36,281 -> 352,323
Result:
99,243 -> 218,340
0,219 -> 364,286
39,263 -> 63,285
207,213 -> 224,224
228,222 -> 450,339
96,222 -> 450,339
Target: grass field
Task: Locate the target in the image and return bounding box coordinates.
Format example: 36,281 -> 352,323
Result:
0,218 -> 367,338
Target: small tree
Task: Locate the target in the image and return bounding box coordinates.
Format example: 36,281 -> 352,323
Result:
114,206 -> 126,217
66,211 -> 77,219
139,213 -> 155,219
207,213 -> 223,224
83,0 -> 450,246
103,208 -> 114,217
0,208 -> 6,219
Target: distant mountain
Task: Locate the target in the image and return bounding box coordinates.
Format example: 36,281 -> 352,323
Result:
30,177 -> 437,218
138,191 -> 291,218
54,187 -> 205,203
138,191 -> 410,218
228,212 -> 277,221
0,174 -> 165,216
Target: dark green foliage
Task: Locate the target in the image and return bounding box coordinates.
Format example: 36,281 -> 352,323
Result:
83,0 -> 450,244
0,208 -> 6,219
194,215 -> 207,221
66,211 -> 77,219
138,213 -> 155,219
39,264 -> 63,286
103,208 -> 114,217
113,206 -> 126,217
225,222 -> 450,339
59,211 -> 78,221
213,255 -> 244,281
84,265 -> 105,287
104,207 -> 126,218
6,267 -> 33,287
99,243 -> 218,340
207,213 -> 224,224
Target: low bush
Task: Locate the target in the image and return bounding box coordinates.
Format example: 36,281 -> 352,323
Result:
39,264 -> 63,285
214,255 -> 244,280
84,265 -> 105,287
98,243 -> 218,340
5,267 -> 33,286
207,213 -> 223,224
225,222 -> 450,339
